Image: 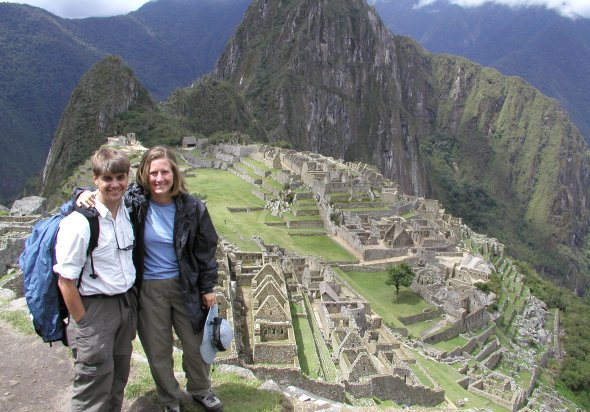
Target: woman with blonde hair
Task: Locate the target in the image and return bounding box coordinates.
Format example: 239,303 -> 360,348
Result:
78,146 -> 222,412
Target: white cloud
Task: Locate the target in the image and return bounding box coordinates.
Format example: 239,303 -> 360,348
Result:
412,0 -> 590,19
1,0 -> 152,19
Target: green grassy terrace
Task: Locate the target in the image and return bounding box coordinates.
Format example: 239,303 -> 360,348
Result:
186,168 -> 355,262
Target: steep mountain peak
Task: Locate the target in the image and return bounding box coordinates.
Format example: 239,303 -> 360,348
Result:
213,0 -> 433,195
41,56 -> 155,206
200,0 -> 590,290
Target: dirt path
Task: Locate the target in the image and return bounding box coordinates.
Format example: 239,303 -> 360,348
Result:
0,321 -> 72,411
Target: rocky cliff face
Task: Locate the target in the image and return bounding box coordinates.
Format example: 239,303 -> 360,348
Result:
208,0 -> 590,289
41,56 -> 155,205
212,0 -> 432,195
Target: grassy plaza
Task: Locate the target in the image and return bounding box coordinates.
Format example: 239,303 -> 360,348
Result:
185,168 -> 356,262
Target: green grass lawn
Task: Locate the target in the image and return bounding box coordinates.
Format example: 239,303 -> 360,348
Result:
432,334 -> 469,352
291,303 -> 321,379
406,318 -> 443,338
187,169 -> 355,261
303,295 -> 337,381
241,157 -> 271,172
411,351 -> 510,412
334,268 -> 433,326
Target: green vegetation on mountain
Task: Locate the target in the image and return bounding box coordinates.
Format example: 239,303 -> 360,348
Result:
41,56 -> 156,207
517,261 -> 590,407
372,0 -> 590,146
38,0 -> 590,403
173,0 -> 590,295
0,0 -> 250,204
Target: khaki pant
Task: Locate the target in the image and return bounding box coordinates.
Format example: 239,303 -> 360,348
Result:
67,292 -> 137,412
138,277 -> 211,408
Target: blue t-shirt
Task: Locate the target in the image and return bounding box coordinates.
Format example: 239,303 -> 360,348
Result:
143,200 -> 179,280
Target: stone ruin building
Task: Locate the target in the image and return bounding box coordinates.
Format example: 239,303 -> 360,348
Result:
0,142 -> 568,410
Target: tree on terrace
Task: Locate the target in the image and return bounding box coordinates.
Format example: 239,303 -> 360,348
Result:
385,263 -> 415,300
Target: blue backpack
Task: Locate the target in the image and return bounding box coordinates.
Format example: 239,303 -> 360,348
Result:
19,201 -> 99,345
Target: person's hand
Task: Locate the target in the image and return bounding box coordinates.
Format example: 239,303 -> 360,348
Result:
201,292 -> 217,309
76,191 -> 96,208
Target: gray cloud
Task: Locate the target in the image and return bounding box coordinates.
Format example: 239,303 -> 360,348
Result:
2,0 -> 152,19
413,0 -> 590,19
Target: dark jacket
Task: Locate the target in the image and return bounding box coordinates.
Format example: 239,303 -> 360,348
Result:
74,183 -> 219,333
124,183 -> 219,333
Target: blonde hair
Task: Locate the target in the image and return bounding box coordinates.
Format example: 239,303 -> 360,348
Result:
136,146 -> 187,197
92,147 -> 130,177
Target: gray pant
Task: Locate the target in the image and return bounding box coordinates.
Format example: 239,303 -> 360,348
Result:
67,292 -> 137,412
138,277 -> 211,407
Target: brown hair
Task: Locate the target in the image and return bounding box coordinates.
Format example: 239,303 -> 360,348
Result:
136,146 -> 187,197
92,147 -> 130,177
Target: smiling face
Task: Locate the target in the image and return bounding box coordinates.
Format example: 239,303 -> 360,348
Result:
148,158 -> 174,203
93,172 -> 129,210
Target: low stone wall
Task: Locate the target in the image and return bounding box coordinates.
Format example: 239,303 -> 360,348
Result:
286,220 -> 324,229
424,308 -> 490,345
338,265 -> 385,272
217,143 -> 258,157
444,325 -> 496,359
247,365 -> 346,402
292,208 -> 319,217
484,351 -> 502,369
0,269 -> 22,297
1,237 -> 26,277
226,207 -> 265,213
253,342 -> 297,364
274,170 -> 293,185
228,168 -> 262,185
423,321 -> 462,345
351,375 -> 445,407
294,192 -> 314,200
363,247 -> 407,261
468,383 -> 515,411
251,189 -> 274,202
262,180 -> 280,194
475,337 -> 499,362
398,308 -> 442,326
333,202 -> 386,210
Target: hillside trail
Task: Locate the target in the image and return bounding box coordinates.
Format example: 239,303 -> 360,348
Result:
0,320 -> 160,412
0,320 -> 72,411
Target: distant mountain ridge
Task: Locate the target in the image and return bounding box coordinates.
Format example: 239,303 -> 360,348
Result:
157,0 -> 590,294
0,0 -> 250,204
371,0 -> 590,145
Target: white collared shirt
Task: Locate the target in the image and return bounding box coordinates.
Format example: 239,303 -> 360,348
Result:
53,199 -> 136,296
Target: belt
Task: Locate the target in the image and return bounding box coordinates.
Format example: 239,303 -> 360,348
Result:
83,292 -> 129,307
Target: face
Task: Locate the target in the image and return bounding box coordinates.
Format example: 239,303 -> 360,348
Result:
148,158 -> 174,199
93,172 -> 128,207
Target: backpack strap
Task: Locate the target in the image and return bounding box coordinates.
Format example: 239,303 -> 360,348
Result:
72,206 -> 100,287
86,215 -> 100,280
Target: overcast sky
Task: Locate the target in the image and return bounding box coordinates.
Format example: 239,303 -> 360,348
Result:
414,0 -> 590,19
4,0 -> 590,19
1,0 -> 152,19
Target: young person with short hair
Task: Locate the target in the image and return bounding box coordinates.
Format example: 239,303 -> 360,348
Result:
77,146 -> 222,412
55,147 -> 137,412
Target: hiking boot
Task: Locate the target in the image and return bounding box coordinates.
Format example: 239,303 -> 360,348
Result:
192,392 -> 223,411
162,404 -> 180,412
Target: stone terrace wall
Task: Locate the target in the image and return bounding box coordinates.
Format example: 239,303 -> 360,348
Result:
348,375 -> 445,407
253,342 -> 297,364
475,337 -> 500,362
286,220 -> 324,229
445,325 -> 496,359
398,308 -> 442,326
363,247 -> 407,261
247,365 -> 346,402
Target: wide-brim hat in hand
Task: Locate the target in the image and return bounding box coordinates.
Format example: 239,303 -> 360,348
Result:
201,304 -> 233,365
